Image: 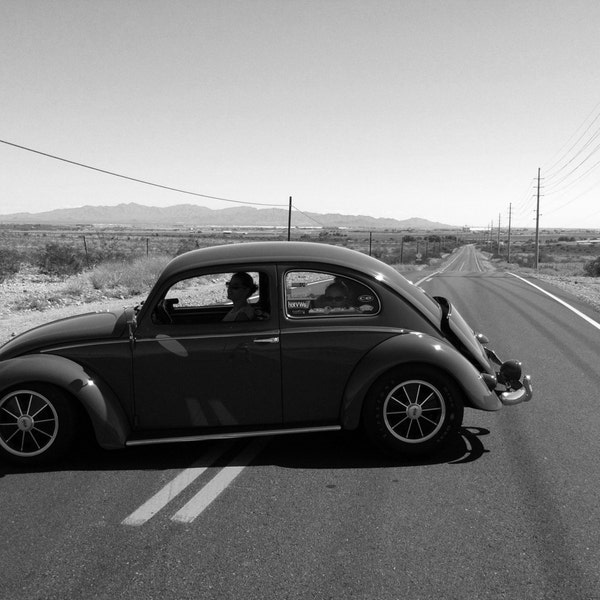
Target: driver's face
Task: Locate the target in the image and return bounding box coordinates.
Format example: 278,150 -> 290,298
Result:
226,277 -> 250,301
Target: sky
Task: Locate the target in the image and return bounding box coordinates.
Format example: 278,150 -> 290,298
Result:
1,0 -> 600,229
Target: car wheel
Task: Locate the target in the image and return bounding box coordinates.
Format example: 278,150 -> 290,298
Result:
363,365 -> 464,457
0,384 -> 77,464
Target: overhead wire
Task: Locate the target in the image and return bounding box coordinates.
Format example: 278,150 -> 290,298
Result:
543,177 -> 600,216
1,138 -> 334,229
525,100 -> 600,223
511,177 -> 538,226
291,204 -> 326,227
542,99 -> 600,175
544,131 -> 600,189
544,155 -> 600,196
0,138 -> 288,208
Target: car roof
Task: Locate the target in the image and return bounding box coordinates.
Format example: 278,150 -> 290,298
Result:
158,241 -> 392,282
150,242 -> 440,324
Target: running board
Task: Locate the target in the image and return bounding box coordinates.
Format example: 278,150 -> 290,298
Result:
125,425 -> 342,447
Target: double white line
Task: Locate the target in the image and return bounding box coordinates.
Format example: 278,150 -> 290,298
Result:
122,438 -> 268,526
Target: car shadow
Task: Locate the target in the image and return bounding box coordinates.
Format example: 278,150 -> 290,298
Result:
0,426 -> 490,476
257,425 -> 491,469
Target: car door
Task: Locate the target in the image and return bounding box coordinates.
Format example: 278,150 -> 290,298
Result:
279,267 -> 391,425
131,266 -> 282,430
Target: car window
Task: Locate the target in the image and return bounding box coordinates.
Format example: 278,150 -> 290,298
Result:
153,270 -> 269,324
165,273 -> 231,307
284,271 -> 380,318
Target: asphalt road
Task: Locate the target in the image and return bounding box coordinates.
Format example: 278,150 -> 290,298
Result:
2,245 -> 600,600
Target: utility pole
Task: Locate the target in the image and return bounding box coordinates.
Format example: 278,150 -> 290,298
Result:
287,196 -> 292,241
497,212 -> 501,256
507,203 -> 512,263
534,168 -> 541,269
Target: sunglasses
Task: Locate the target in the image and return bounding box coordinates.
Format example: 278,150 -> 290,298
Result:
226,281 -> 247,290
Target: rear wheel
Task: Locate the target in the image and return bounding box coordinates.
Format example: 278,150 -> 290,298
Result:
0,384 -> 77,464
363,365 -> 464,457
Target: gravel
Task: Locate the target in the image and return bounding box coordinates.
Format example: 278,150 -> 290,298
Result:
531,273 -> 600,312
0,270 -> 146,346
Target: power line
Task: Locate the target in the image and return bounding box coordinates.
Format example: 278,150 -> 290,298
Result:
0,138 -> 288,208
543,177 -> 600,216
512,100 -> 600,225
543,100 -> 600,175
544,155 -> 600,196
544,134 -> 600,189
291,204 -> 326,227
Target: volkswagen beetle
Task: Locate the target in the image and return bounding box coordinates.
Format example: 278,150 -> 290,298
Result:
0,242 -> 532,464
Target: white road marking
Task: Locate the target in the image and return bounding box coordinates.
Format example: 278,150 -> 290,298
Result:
415,246 -> 470,285
415,273 -> 435,286
509,272 -> 600,332
171,438 -> 268,524
122,441 -> 233,526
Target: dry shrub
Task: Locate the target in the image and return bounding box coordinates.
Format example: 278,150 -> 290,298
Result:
90,255 -> 170,296
37,243 -> 86,276
583,257 -> 600,277
0,249 -> 20,282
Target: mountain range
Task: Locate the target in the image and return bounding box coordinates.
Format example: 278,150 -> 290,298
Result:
0,202 -> 458,230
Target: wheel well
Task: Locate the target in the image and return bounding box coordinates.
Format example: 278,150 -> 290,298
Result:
364,362 -> 466,405
360,361 -> 465,457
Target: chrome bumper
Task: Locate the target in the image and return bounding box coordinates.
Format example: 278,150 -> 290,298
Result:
484,348 -> 533,407
499,374 -> 533,406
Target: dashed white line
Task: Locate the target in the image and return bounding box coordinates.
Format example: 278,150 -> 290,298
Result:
122,441 -> 234,526
171,438 -> 268,524
123,438 -> 269,526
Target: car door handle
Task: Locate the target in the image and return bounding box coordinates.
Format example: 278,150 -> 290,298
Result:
253,337 -> 279,344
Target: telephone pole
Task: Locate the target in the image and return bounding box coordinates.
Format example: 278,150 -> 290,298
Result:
534,168 -> 541,269
507,203 -> 512,263
497,212 -> 501,255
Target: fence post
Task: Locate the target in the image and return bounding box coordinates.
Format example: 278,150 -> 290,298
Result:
82,235 -> 89,267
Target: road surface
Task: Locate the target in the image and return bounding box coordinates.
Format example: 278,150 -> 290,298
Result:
1,245 -> 599,600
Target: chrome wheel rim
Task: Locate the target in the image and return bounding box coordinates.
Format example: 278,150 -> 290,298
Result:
0,390 -> 59,457
383,379 -> 446,443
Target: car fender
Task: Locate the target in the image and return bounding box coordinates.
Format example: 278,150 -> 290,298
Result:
341,331 -> 503,429
0,354 -> 130,449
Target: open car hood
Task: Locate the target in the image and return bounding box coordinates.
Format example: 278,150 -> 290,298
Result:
434,296 -> 494,374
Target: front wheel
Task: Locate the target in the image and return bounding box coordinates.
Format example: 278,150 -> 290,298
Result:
0,384 -> 77,464
363,366 -> 464,458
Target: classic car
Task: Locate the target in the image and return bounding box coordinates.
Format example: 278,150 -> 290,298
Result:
0,241 -> 532,465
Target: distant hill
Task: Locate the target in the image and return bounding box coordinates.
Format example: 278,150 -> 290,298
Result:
0,202 -> 458,230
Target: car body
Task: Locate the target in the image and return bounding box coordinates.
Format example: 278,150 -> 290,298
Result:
0,241 -> 532,464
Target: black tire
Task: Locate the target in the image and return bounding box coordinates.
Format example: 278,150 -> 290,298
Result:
363,365 -> 464,458
0,384 -> 77,465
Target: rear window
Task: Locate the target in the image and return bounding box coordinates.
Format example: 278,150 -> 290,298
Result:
284,271 -> 380,318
